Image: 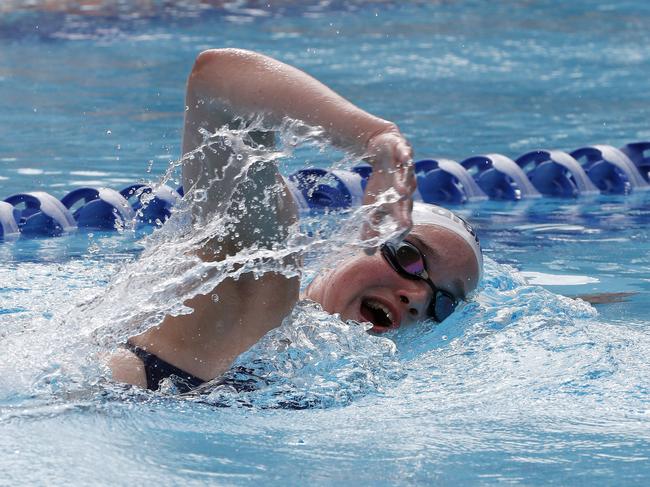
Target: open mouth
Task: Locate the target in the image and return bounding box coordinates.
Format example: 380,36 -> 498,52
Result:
360,297 -> 395,329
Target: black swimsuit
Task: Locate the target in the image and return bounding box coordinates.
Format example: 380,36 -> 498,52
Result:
125,342 -> 205,393
124,342 -> 267,396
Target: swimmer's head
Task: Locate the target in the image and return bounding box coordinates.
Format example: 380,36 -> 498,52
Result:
304,202 -> 482,332
410,201 -> 482,280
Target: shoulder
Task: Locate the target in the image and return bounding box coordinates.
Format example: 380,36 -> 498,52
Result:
107,348 -> 148,389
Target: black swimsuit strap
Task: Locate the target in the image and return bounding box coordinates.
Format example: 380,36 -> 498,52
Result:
124,342 -> 205,393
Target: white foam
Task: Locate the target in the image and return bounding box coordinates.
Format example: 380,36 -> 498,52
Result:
520,271 -> 599,286
16,168 -> 44,175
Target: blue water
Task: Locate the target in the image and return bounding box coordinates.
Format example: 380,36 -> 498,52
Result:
1,1 -> 650,485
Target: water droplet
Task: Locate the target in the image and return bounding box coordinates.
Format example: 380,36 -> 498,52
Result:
194,189 -> 207,202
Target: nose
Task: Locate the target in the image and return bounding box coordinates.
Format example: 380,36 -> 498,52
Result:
397,280 -> 431,320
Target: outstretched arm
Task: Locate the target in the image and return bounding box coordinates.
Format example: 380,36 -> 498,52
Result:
112,49 -> 415,386
182,48 -> 415,248
183,48 -> 406,155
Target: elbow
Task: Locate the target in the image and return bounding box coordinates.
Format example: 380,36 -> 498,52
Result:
189,49 -> 225,81
192,49 -> 228,73
186,49 -> 236,95
190,48 -> 258,80
187,48 -> 268,100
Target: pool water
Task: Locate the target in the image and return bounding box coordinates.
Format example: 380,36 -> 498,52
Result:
1,1 -> 650,485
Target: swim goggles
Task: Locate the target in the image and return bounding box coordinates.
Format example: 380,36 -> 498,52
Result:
380,241 -> 459,323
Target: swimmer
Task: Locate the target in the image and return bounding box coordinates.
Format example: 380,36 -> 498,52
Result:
108,49 -> 482,392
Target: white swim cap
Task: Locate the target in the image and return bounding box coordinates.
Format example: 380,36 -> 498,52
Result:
411,202 -> 483,278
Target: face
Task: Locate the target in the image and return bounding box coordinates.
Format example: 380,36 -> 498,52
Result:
304,224 -> 480,333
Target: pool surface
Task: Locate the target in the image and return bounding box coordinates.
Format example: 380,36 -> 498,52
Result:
1,1 -> 650,485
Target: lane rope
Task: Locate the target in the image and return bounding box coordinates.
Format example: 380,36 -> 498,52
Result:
1,141 -> 649,239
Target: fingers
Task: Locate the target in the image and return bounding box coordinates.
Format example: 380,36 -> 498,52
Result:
360,127 -> 415,246
396,160 -> 416,197
395,139 -> 413,165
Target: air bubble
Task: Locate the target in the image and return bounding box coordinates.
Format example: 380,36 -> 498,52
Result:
194,189 -> 208,202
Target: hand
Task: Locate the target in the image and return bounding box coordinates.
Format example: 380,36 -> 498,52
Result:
361,126 -> 416,246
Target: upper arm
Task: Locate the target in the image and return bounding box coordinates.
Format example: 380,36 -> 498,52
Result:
181,50 -> 298,261
107,349 -> 148,389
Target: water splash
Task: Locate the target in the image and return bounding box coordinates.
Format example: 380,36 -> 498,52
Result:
186,301 -> 402,409
4,118 -> 647,429
0,117 -> 406,406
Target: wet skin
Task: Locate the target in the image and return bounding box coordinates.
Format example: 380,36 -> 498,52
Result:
304,224 -> 481,332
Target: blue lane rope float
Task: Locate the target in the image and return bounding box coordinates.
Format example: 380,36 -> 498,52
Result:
286,168 -> 364,212
460,153 -> 542,200
0,201 -> 20,239
119,184 -> 181,226
515,150 -> 599,198
570,145 -> 650,194
1,141 -> 649,240
620,142 -> 650,182
60,187 -> 134,230
4,191 -> 77,237
414,159 -> 488,204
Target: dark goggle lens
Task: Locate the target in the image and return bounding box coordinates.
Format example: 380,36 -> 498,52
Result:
430,293 -> 457,322
384,242 -> 460,323
395,243 -> 426,276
